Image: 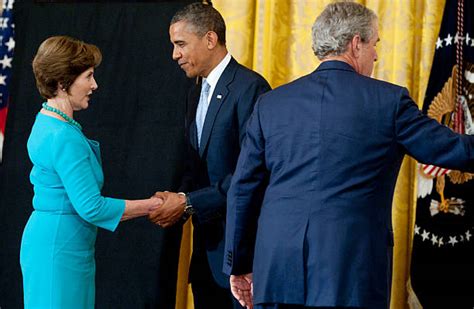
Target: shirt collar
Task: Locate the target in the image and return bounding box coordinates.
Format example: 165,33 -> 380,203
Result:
204,53 -> 231,90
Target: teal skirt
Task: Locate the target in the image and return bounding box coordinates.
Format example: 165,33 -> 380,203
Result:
20,210 -> 98,308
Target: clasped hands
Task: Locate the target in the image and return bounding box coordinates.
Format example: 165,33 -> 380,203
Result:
148,191 -> 187,227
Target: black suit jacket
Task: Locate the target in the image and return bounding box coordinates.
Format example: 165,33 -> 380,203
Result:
180,57 -> 270,287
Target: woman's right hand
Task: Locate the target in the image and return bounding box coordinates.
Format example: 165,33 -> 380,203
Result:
149,196 -> 164,212
121,196 -> 164,222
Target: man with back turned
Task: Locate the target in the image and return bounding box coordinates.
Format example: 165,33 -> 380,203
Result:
224,2 -> 474,309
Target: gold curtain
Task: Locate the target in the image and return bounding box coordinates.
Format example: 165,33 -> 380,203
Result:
176,1 -> 446,308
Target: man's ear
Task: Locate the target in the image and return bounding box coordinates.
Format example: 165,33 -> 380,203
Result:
350,34 -> 362,58
206,31 -> 219,49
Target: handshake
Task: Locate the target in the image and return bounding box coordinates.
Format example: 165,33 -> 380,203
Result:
148,191 -> 189,228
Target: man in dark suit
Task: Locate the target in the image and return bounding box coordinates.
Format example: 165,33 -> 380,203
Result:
224,2 -> 474,309
148,2 -> 270,308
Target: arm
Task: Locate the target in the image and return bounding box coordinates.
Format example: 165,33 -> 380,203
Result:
187,79 -> 271,224
121,197 -> 162,221
396,88 -> 474,172
224,100 -> 268,276
53,130 -> 155,231
150,79 -> 271,227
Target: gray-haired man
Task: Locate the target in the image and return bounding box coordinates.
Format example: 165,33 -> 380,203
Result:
224,2 -> 474,309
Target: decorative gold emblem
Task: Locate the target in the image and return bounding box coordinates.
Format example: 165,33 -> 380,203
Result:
427,66 -> 457,124
426,64 -> 474,211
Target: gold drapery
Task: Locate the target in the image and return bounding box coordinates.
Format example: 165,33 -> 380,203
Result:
176,1 -> 445,308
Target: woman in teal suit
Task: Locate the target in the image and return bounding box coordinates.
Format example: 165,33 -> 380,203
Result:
20,36 -> 162,308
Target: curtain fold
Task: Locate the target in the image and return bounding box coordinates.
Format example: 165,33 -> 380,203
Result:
176,1 -> 445,308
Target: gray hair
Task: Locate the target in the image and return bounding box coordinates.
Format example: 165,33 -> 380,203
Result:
171,2 -> 226,45
312,1 -> 377,60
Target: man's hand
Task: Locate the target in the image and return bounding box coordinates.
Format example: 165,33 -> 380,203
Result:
148,191 -> 186,227
230,273 -> 253,309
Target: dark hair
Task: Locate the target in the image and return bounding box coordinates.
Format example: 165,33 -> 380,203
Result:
32,36 -> 102,99
171,2 -> 226,45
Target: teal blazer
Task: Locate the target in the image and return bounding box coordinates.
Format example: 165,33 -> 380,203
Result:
20,112 -> 125,308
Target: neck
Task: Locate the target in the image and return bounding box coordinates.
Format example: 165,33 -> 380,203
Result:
47,97 -> 74,118
322,53 -> 360,74
42,102 -> 82,130
202,47 -> 228,78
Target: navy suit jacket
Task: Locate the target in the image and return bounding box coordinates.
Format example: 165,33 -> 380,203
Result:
180,57 -> 270,288
224,61 -> 474,308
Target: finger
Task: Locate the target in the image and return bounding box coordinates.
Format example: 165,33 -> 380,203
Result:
148,212 -> 158,221
152,209 -> 171,221
151,196 -> 164,204
149,202 -> 161,211
149,212 -> 163,224
162,220 -> 175,228
148,209 -> 161,221
149,206 -> 159,212
230,285 -> 240,300
153,194 -> 166,201
240,290 -> 251,303
162,219 -> 178,228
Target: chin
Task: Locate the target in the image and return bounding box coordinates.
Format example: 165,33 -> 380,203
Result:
184,70 -> 197,78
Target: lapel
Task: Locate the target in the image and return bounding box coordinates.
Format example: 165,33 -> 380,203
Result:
187,81 -> 201,150
85,137 -> 105,188
198,58 -> 238,157
86,138 -> 102,167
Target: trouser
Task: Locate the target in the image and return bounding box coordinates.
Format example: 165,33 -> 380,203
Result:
190,251 -> 243,309
256,305 -> 363,309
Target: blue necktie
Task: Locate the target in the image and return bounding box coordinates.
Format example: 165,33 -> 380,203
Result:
196,80 -> 211,147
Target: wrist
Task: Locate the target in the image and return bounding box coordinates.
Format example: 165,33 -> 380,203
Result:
178,192 -> 194,220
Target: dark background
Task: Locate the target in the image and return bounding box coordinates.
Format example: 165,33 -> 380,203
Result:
0,1 -> 194,308
411,0 -> 474,308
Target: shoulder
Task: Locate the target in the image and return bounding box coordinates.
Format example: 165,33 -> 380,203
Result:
230,60 -> 270,88
360,76 -> 411,106
236,63 -> 267,83
31,114 -> 85,144
257,74 -> 311,104
49,123 -> 89,156
53,123 -> 85,141
360,75 -> 406,94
